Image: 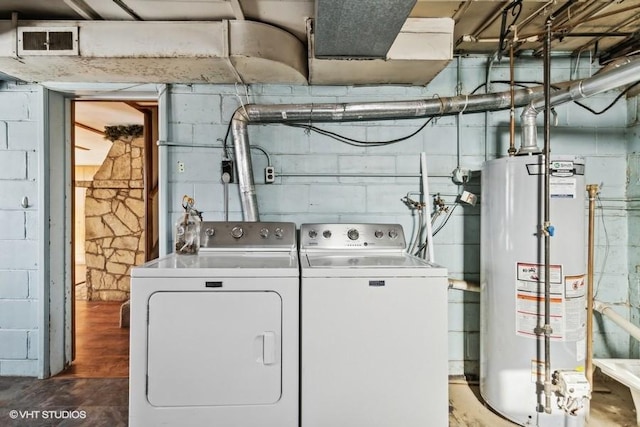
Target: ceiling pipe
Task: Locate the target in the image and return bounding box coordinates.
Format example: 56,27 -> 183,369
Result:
231,56 -> 640,221
457,1 -> 509,48
112,0 -> 142,20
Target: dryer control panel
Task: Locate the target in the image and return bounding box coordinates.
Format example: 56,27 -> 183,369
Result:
200,221 -> 296,251
300,223 -> 406,250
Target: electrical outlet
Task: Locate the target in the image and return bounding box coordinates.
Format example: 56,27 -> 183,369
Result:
265,166 -> 275,183
222,160 -> 234,183
177,161 -> 185,173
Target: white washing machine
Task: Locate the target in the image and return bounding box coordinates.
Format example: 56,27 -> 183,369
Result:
129,222 -> 299,427
299,223 -> 449,427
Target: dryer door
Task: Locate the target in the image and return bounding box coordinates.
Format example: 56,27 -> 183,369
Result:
146,291 -> 282,407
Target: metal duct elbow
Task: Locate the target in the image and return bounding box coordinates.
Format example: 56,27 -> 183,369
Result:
518,102 -> 542,155
231,107 -> 260,221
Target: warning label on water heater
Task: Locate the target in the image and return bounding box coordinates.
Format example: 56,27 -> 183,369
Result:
550,177 -> 576,198
514,263 -> 585,342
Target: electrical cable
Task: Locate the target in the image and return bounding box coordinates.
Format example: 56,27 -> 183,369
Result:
284,117 -> 436,147
223,119 -> 233,159
413,202 -> 459,256
432,203 -> 459,236
573,81 -> 640,115
593,194 -> 610,300
470,80 -> 640,115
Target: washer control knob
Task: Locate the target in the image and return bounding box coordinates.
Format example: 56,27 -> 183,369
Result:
347,228 -> 359,241
205,228 -> 215,237
323,230 -> 332,239
274,227 -> 284,239
230,226 -> 244,239
308,229 -> 318,239
388,229 -> 398,239
259,228 -> 269,239
374,230 -> 384,239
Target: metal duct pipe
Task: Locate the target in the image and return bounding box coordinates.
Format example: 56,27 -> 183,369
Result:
231,57 -> 640,220
519,103 -> 542,154
550,56 -> 639,106
231,115 -> 259,221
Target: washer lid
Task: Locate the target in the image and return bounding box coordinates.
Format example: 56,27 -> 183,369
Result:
305,253 -> 428,268
302,253 -> 448,278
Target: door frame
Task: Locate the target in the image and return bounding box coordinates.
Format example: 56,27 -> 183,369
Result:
39,84 -> 165,378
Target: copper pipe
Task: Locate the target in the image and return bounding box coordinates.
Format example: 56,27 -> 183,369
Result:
586,184 -> 599,390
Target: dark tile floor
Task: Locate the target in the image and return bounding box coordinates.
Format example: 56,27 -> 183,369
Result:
0,377 -> 128,426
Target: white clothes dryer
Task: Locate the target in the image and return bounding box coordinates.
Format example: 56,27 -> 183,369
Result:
129,222 -> 299,427
299,223 -> 449,427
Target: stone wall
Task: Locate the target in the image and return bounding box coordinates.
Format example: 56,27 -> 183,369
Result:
85,137 -> 145,301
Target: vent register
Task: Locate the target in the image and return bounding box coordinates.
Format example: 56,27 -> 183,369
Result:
17,27 -> 78,55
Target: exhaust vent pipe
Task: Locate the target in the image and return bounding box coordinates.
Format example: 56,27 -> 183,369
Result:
231,57 -> 640,221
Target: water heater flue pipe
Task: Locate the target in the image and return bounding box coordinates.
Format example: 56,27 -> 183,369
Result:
230,57 -> 640,221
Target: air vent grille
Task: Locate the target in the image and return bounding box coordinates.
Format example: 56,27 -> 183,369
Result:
18,27 -> 78,56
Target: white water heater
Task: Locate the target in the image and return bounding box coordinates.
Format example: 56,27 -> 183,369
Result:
480,155 -> 588,426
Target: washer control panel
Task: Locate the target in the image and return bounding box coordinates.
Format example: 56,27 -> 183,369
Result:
300,223 -> 406,250
200,221 -> 296,250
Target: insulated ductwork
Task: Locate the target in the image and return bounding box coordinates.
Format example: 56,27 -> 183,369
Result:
232,57 -> 640,221
0,20 -> 307,83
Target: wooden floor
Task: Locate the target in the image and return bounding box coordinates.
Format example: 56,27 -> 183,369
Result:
57,301 -> 129,379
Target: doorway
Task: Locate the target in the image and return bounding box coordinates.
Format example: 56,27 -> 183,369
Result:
59,100 -> 158,378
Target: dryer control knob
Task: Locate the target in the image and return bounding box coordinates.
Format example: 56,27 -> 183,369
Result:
230,226 -> 244,239
308,229 -> 318,239
259,228 -> 270,238
388,229 -> 398,239
323,230 -> 332,239
274,227 -> 284,239
205,228 -> 215,237
374,230 -> 384,239
347,228 -> 359,241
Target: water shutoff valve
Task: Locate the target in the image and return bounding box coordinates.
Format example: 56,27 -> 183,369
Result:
547,225 -> 555,236
553,370 -> 591,416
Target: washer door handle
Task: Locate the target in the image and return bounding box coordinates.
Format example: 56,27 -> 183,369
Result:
263,331 -> 277,365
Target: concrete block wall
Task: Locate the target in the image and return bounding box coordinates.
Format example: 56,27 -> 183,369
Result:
165,56 -> 632,376
0,82 -> 41,376
626,95 -> 640,358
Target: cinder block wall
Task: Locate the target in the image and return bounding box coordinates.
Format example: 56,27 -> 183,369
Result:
626,95 -> 640,358
0,82 -> 41,376
165,57 -> 632,376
